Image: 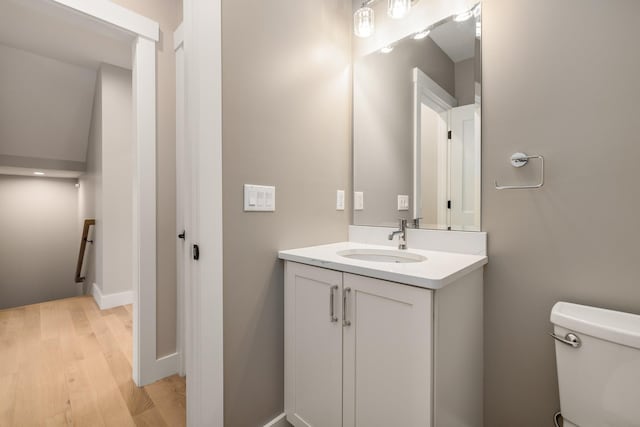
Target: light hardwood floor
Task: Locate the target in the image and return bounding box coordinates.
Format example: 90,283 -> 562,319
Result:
0,296 -> 186,426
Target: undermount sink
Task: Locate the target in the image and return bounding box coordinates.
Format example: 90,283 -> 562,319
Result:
337,248 -> 427,264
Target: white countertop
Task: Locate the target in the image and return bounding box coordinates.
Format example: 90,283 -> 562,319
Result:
278,242 -> 488,290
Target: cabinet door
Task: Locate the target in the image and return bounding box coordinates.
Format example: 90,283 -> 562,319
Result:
285,262 -> 343,427
342,273 -> 433,427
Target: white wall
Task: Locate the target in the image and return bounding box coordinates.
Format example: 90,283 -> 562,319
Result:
78,64 -> 133,298
100,64 -> 133,296
0,175 -> 79,309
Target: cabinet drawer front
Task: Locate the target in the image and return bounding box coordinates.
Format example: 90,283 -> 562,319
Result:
342,273 -> 433,427
285,262 -> 343,427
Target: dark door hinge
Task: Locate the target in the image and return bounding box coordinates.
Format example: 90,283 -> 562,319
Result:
447,130 -> 452,139
193,244 -> 200,260
447,200 -> 452,209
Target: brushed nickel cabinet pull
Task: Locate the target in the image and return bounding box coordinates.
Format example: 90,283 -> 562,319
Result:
329,285 -> 338,322
343,287 -> 351,327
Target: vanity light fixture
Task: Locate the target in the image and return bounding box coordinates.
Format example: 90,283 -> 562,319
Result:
380,45 -> 394,54
454,9 -> 474,22
33,171 -> 45,176
354,3 -> 375,38
413,29 -> 430,40
388,0 -> 411,19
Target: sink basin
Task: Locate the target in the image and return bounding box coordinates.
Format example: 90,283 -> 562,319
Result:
337,248 -> 427,264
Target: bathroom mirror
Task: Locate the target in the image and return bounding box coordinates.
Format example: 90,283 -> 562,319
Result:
353,4 -> 482,231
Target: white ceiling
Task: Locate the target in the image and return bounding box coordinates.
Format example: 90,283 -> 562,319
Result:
429,17 -> 477,63
0,0 -> 132,70
0,43 -> 97,163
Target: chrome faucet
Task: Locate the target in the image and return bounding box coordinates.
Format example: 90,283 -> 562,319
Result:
388,218 -> 408,250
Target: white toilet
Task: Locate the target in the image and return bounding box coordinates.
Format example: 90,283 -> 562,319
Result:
551,302 -> 640,427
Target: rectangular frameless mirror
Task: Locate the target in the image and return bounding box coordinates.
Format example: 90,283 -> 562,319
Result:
353,3 -> 482,231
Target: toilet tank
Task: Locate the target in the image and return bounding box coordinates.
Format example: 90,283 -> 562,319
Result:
550,302 -> 640,427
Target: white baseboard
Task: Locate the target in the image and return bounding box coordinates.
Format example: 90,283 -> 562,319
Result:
264,413 -> 290,427
149,352 -> 179,382
90,283 -> 134,310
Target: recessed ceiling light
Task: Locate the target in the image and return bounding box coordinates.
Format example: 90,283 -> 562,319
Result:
33,171 -> 45,176
454,10 -> 473,22
413,29 -> 431,40
380,46 -> 394,54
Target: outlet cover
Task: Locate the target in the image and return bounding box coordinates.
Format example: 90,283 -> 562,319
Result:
336,190 -> 345,210
397,195 -> 409,211
354,192 -> 364,211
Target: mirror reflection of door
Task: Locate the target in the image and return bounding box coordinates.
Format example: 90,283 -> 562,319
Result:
419,102 -> 448,230
449,103 -> 480,231
415,68 -> 481,232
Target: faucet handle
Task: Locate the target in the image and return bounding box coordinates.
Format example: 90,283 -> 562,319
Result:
398,218 -> 408,228
412,217 -> 423,228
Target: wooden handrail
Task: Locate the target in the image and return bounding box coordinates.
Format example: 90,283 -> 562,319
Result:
75,219 -> 96,283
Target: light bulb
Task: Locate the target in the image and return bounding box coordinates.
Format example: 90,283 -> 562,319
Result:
33,171 -> 45,176
454,10 -> 473,22
413,29 -> 430,40
354,7 -> 375,38
380,46 -> 394,54
388,0 -> 411,19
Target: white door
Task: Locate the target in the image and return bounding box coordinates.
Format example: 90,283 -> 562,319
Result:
285,262 -> 343,427
449,104 -> 480,231
342,273 -> 433,427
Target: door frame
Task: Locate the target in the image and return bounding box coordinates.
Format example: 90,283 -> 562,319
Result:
183,0 -> 225,425
173,23 -> 188,378
41,0 -> 170,386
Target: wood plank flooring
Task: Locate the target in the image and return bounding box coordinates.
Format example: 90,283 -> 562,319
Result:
0,296 -> 186,426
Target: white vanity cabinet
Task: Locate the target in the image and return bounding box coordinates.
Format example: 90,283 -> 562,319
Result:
284,260 -> 483,427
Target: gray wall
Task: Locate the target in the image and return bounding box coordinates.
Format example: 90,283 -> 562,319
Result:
109,0 -> 182,357
454,58 -> 475,106
221,0 -> 352,424
0,175 -> 79,309
353,37 -> 454,227
483,0 -> 640,424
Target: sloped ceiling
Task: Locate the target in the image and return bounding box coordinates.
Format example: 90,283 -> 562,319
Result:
0,44 -> 97,165
0,0 -> 133,177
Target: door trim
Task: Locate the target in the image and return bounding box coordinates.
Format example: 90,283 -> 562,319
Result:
184,0 -> 225,425
41,0 -> 169,386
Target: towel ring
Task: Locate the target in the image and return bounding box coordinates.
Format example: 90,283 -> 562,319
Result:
495,152 -> 544,190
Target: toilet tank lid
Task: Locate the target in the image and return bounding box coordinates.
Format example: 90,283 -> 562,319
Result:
551,302 -> 640,349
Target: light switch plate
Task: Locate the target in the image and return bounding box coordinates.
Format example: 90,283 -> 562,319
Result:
354,192 -> 364,211
244,184 -> 276,211
336,190 -> 345,210
397,195 -> 409,211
